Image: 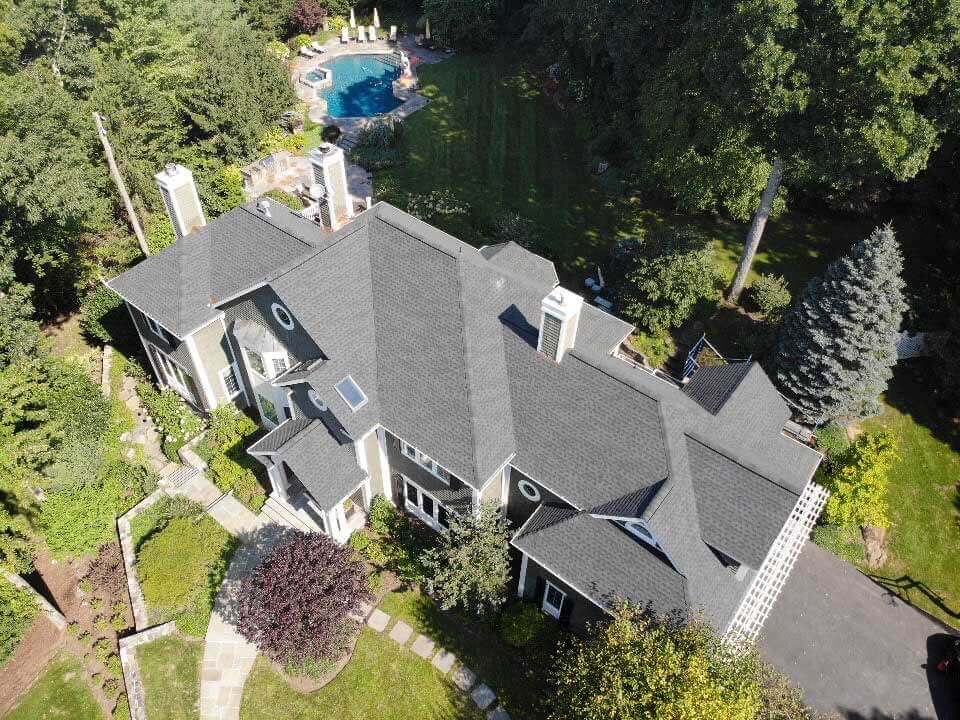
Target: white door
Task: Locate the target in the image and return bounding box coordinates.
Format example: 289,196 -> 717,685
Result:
542,581 -> 565,620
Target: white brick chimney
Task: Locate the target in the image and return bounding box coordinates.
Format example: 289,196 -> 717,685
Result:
309,144 -> 353,230
155,164 -> 206,240
538,288 -> 583,362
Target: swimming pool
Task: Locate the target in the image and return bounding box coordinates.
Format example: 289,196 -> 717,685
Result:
319,54 -> 402,118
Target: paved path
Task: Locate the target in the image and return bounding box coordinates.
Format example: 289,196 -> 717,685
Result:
168,470 -> 265,536
761,542 -> 960,720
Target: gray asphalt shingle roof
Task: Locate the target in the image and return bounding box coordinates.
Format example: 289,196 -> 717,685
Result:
479,241 -> 559,288
682,362 -> 753,414
275,420 -> 366,508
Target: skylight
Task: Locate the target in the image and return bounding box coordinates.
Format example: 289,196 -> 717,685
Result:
334,376 -> 368,411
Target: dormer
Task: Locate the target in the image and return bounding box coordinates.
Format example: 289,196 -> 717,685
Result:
538,288 -> 583,362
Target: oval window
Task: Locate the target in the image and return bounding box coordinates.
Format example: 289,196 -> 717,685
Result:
271,302 -> 295,330
517,479 -> 541,502
308,389 -> 328,412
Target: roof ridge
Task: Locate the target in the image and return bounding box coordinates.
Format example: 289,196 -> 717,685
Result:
453,256 -> 483,486
238,203 -> 324,252
684,433 -> 801,497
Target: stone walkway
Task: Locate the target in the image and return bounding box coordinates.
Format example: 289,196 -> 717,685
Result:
360,606 -> 512,719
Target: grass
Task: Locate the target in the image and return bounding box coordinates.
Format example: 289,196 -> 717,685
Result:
239,626 -> 483,720
137,634 -> 203,720
857,363 -> 960,629
4,652 -> 103,720
380,590 -> 559,720
379,51 -> 871,316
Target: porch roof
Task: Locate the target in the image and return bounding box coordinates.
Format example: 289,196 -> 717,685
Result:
273,419 -> 366,509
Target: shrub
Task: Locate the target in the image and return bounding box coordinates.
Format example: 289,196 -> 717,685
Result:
812,524 -> 866,564
84,542 -> 127,599
237,532 -> 371,668
137,383 -> 203,460
405,189 -> 469,222
266,40 -> 290,60
145,213 -> 176,254
367,571 -> 385,596
292,32 -> 313,48
137,515 -> 236,636
196,406 -> 267,512
616,228 -> 721,333
368,495 -> 394,535
423,501 -> 511,615
94,638 -> 114,665
348,527 -> 372,553
328,15 -> 347,33
259,126 -> 306,155
822,429 -> 898,528
130,495 -> 202,550
491,212 -> 541,252
749,274 -> 791,318
291,0 -> 327,33
362,496 -> 433,582
349,119 -> 407,171
0,576 -> 38,663
815,422 -> 850,465
79,286 -> 126,345
207,455 -> 266,511
499,602 -> 550,648
261,189 -> 305,211
112,696 -> 130,720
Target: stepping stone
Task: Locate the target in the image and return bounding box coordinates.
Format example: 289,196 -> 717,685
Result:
388,620 -> 413,646
471,683 -> 496,711
411,634 -> 435,659
432,649 -> 456,674
367,609 -> 389,632
452,665 -> 476,692
488,707 -> 511,720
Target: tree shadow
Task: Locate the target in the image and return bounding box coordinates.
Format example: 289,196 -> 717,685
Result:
864,572 -> 960,621
923,633 -> 960,720
883,361 -> 960,454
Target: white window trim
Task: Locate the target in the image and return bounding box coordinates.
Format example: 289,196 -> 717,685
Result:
400,440 -> 455,485
219,363 -> 242,400
271,302 -> 295,330
542,580 -> 566,620
402,476 -> 448,532
256,391 -> 282,428
308,389 -> 328,412
149,343 -> 192,399
334,375 -> 368,411
144,314 -> 166,340
517,478 -> 541,502
241,345 -> 289,381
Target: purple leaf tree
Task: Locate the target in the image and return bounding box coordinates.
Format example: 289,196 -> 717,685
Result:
291,0 -> 328,33
236,532 -> 371,667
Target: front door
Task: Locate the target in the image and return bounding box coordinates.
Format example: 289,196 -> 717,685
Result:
542,581 -> 566,620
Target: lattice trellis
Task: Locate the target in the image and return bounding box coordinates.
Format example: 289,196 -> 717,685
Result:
725,480 -> 829,645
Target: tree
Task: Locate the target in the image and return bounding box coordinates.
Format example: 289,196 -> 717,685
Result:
616,229 -> 721,333
422,501 -> 511,615
550,604 -> 765,720
237,532 -> 370,670
239,0 -> 296,36
822,430 -> 898,529
422,0 -> 499,48
772,225 -> 906,424
290,0 -> 326,34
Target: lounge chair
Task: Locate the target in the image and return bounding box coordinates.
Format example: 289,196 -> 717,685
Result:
299,46 -> 317,58
310,41 -> 325,53
389,25 -> 397,42
368,25 -> 377,41
341,27 -> 349,43
357,26 -> 366,42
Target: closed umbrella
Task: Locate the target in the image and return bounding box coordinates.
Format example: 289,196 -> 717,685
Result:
373,8 -> 380,28
425,17 -> 431,40
349,7 -> 356,28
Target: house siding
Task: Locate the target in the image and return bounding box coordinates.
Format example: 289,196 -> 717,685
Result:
127,303 -> 202,406
506,467 -> 571,530
478,466 -> 505,510
519,556 -> 608,634
383,430 -> 474,514
191,318 -> 243,408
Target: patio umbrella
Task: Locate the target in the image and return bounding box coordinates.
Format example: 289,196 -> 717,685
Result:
425,17 -> 431,40
349,7 -> 356,28
373,8 -> 380,28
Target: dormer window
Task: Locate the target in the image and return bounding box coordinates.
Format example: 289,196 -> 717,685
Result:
622,520 -> 662,551
242,346 -> 288,380
271,302 -> 296,330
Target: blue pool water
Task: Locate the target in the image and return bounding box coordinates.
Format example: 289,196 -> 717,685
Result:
320,54 -> 402,118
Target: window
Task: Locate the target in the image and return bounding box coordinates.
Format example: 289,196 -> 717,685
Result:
220,364 -> 241,399
271,302 -> 295,330
438,506 -> 449,528
308,389 -> 328,412
246,347 -> 266,377
150,344 -> 195,403
518,479 -> 541,502
542,581 -> 566,619
334,375 -> 368,411
403,477 -> 448,531
624,521 -> 661,549
144,315 -> 165,340
400,440 -> 460,486
258,393 -> 279,425
422,494 -> 434,518
272,357 -> 288,376
405,481 -> 418,506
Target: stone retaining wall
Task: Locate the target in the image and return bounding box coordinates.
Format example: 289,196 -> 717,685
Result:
0,569 -> 68,630
118,621 -> 176,720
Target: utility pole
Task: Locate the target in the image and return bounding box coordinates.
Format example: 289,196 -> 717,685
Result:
92,112 -> 150,257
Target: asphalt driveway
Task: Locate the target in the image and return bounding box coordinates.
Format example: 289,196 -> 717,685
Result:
761,542 -> 960,720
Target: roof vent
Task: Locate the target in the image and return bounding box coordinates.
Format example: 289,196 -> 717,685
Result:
538,287 -> 584,362
256,199 -> 272,217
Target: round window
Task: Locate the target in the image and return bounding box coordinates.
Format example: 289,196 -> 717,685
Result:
271,302 -> 295,330
308,389 -> 328,412
517,479 -> 541,502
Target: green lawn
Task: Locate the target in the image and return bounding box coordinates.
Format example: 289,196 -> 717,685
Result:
137,634 -> 203,720
239,625 -> 483,720
4,653 -> 103,720
380,590 -> 557,720
380,52 -> 870,312
860,364 -> 960,628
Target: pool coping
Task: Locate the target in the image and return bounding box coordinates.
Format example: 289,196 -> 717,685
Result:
307,51 -> 409,122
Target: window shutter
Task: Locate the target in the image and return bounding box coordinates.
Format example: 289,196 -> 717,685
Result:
534,576 -> 545,604
559,594 -> 574,625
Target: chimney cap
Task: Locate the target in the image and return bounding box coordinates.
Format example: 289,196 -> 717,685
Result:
256,199 -> 272,217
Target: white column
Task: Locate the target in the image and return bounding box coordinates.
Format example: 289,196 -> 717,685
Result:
267,463 -> 289,502
185,332 -> 218,411
375,427 -> 393,503
517,553 -> 528,598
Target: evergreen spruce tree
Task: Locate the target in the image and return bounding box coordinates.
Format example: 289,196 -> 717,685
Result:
772,225 -> 906,424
